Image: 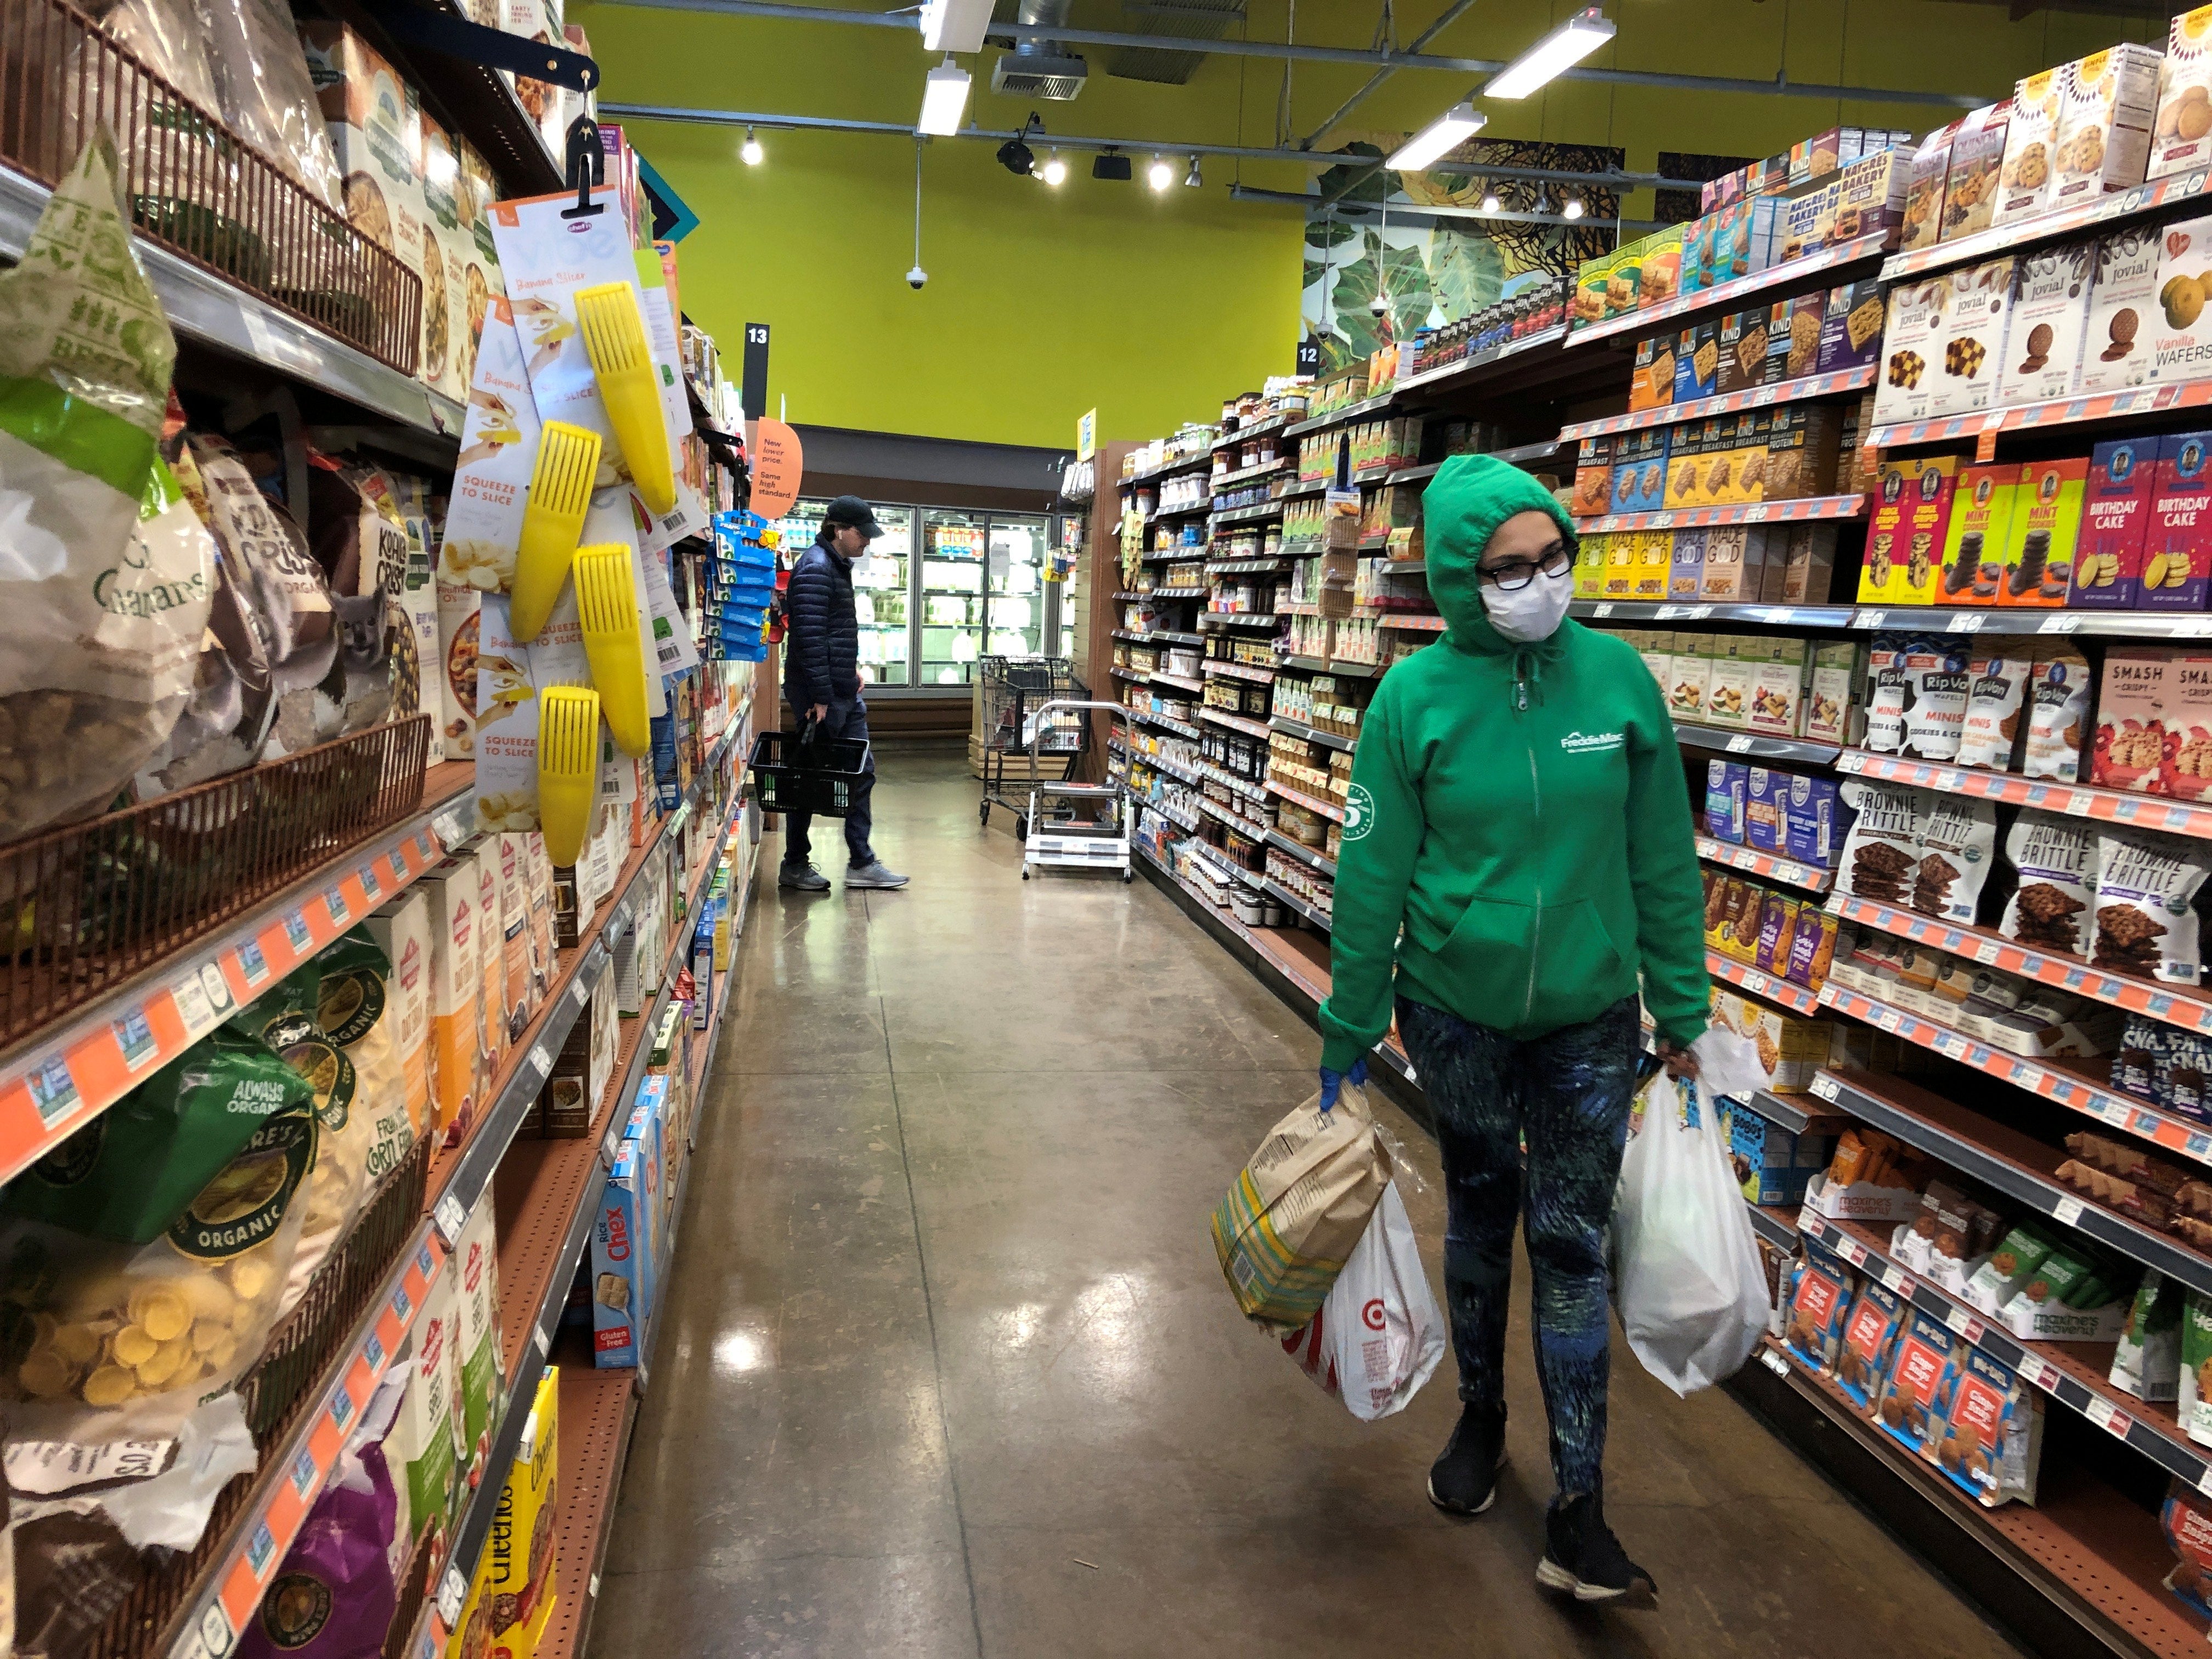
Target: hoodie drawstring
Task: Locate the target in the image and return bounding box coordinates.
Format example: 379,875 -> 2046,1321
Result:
1512,647 -> 1542,713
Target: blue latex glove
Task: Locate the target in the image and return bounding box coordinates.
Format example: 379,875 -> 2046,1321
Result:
1318,1056 -> 1370,1112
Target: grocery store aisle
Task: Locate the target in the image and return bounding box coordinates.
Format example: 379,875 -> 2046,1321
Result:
590,751 -> 2020,1658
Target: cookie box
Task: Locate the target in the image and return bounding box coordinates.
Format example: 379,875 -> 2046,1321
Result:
2162,654 -> 2212,801
1996,240 -> 2094,408
1938,463 -> 2022,603
1871,276 -> 1950,427
1994,1285 -> 2130,1342
1992,69 -> 2062,227
1942,100 -> 2013,241
1784,1237 -> 1858,1370
1928,1342 -> 2043,1506
2072,438 -> 2157,606
2052,43 -> 2163,212
1928,257 -> 2014,418
2152,5 -> 2212,180
1861,455 -> 1959,605
1804,1167 -> 1928,1224
1722,1100 -> 1835,1206
1999,457 -> 2087,607
1901,119 -> 1962,252
1706,759 -> 1749,842
2151,215 -> 2212,385
2148,431 -> 2212,610
2080,223 -> 2162,393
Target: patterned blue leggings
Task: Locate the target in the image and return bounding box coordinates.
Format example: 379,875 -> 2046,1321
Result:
1395,992 -> 1641,1501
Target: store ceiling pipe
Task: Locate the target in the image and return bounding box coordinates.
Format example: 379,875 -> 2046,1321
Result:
595,0 -> 1988,106
1299,0 -> 1482,151
1230,181 -> 1660,231
595,98 -> 1671,181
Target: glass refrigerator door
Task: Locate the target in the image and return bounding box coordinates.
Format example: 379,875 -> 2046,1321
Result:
984,514 -> 1047,660
918,509 -> 986,685
851,503 -> 912,687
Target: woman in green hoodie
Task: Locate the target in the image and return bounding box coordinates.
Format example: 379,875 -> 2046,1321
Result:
1315,455 -> 1707,1604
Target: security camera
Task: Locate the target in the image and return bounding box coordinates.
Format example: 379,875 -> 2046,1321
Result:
907,266 -> 928,290
1368,293 -> 1389,318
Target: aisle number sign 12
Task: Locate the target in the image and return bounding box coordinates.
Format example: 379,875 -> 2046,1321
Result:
1077,408 -> 1096,462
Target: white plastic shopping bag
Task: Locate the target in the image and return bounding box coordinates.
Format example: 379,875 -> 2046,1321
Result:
1613,1070 -> 1769,1396
1279,1181 -> 1446,1420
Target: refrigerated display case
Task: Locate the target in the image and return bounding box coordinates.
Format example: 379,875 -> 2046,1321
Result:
921,509 -> 986,686
776,498 -> 915,689
986,514 -> 1048,660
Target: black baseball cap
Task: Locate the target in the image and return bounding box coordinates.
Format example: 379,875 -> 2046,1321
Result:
822,495 -> 885,539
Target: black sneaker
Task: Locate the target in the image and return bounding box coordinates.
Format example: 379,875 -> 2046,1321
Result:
779,862 -> 831,893
1426,1402 -> 1507,1516
1537,1491 -> 1656,1603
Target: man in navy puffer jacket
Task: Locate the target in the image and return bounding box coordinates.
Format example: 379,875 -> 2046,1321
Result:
780,496 -> 909,891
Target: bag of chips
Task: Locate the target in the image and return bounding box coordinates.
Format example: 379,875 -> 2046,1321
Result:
1837,781 -> 1925,907
1835,1278 -> 1905,1412
1955,651 -> 2032,771
1912,795 -> 1997,924
2113,1271 -> 2185,1403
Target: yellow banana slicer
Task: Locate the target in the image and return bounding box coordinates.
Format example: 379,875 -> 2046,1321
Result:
538,685 -> 602,867
573,280 -> 676,516
573,543 -> 652,758
511,421 -> 601,643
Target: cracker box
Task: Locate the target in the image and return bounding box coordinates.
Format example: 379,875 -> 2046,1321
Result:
2160,654 -> 2212,800
1746,639 -> 1810,737
1706,759 -> 1749,841
2149,430 -> 2212,610
1782,179 -> 1841,262
2073,438 -> 2157,607
2080,223 -> 2163,393
1718,309 -> 1767,395
1942,100 -> 2013,241
1805,641 -> 1861,744
1871,276 -> 1949,427
1667,637 -> 1712,724
1675,323 -> 1720,401
589,1091 -> 664,1368
1863,456 -> 1959,605
1668,527 -> 1707,599
417,852 -> 484,1147
2000,458 -> 2087,606
1831,146 -> 1911,242
1818,279 -> 1887,376
1992,70 -> 2062,227
1571,433 -> 1614,517
1929,257 -> 2015,417
1938,463 -> 2022,603
2094,646 -> 2175,791
2052,43 -> 2163,212
1874,1310 -> 1961,1455
1902,119 -> 1963,251
1997,240 -> 2095,408
2152,5 -> 2212,180
2152,213 -> 2212,384
1629,336 -> 1672,412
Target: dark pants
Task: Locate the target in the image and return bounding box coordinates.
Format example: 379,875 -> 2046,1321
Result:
1394,992 -> 1641,1502
782,695 -> 876,868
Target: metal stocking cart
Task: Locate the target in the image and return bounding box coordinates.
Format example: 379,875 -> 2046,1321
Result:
1018,700 -> 1132,882
977,655 -> 1091,838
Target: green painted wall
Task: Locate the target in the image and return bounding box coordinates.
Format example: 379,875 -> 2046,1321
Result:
572,0 -> 2169,449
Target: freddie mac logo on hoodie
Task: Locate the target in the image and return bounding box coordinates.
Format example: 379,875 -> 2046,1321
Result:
1560,730 -> 1626,754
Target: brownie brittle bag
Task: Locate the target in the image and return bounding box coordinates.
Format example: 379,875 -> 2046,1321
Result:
2092,828 -> 2212,983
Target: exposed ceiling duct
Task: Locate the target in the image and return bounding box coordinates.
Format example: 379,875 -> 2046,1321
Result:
1103,0 -> 1245,87
992,0 -> 1089,100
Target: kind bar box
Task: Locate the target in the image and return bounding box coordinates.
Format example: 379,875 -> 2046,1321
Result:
1993,69 -> 2062,227
1902,119 -> 1963,250
1782,291 -> 1829,381
2153,6 -> 2212,179
1765,404 -> 1841,501
1872,276 -> 1950,427
2153,212 -> 2212,384
1571,433 -> 1615,517
2081,223 -> 2162,392
1942,100 -> 2013,241
2052,43 -> 2164,212
1929,257 -> 2014,417
1818,279 -> 1887,376
1675,323 -> 1720,401
1998,240 -> 2095,407
1863,456 -> 1959,605
1939,463 -> 2023,603
1662,424 -> 1706,510
2150,431 -> 2212,610
1718,309 -> 1769,395
2002,458 -> 2089,606
2073,437 -> 2158,607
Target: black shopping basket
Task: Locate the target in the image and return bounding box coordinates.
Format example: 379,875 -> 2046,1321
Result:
748,724 -> 872,816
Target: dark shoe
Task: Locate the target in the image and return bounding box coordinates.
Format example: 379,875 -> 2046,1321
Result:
1538,1490 -> 1656,1603
1426,1402 -> 1507,1516
780,862 -> 831,893
845,859 -> 910,889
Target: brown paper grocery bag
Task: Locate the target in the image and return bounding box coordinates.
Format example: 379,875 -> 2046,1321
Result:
1210,1083 -> 1391,1334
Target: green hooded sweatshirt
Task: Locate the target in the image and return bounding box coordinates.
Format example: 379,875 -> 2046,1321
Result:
1316,455 -> 1708,1073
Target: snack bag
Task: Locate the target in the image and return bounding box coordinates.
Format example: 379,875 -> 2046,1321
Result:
1928,1344 -> 2041,1507
317,930 -> 416,1194
1872,1308 -> 1959,1457
0,129 -> 217,840
2164,1480 -> 2212,1617
1212,1082 -> 1391,1334
1835,1278 -> 1905,1412
1837,781 -> 1925,908
1911,795 -> 1996,924
1999,812 -> 2097,960
2092,828 -> 2212,983
2113,1270 -> 2185,1402
2182,1288 -> 2212,1444
1782,1239 -> 1855,1372
2022,643 -> 2095,781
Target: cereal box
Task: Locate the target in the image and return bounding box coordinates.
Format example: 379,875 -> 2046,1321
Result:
1928,257 -> 2014,417
1941,100 -> 2013,240
1871,276 -> 1949,427
2073,437 -> 2158,607
1862,456 -> 1959,605
2000,458 -> 2087,606
298,23 -> 428,280
2157,212 -> 2212,385
2080,223 -> 2163,392
1818,279 -> 1887,376
1996,240 -> 2095,408
2160,654 -> 2212,800
1632,529 -> 1672,600
2152,5 -> 2212,179
1938,463 -> 2023,603
2149,430 -> 2212,610
2093,646 -> 2174,791
1992,70 -> 2062,227
2052,43 -> 2163,211
1701,526 -> 1754,600
1902,119 -> 1963,251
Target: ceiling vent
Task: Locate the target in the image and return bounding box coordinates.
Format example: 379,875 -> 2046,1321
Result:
995,0 -> 1087,99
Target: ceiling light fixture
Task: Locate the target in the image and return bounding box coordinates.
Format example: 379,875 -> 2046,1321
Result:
919,0 -> 992,54
1147,154 -> 1175,190
1479,184 -> 1500,212
918,55 -> 970,136
1386,100 -> 1486,172
1535,187 -> 1554,216
1562,193 -> 1585,218
996,112 -> 1040,176
1482,6 -> 1616,100
740,125 -> 763,165
1093,148 -> 1132,180
1184,154 -> 1202,188
1040,148 -> 1067,185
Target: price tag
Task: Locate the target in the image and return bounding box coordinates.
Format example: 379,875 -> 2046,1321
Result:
1812,1074 -> 1842,1103
432,1193 -> 467,1248
1943,1302 -> 1973,1335
1592,602 -> 1614,617
1859,608 -> 1887,631
2085,1395 -> 2119,1432
1745,505 -> 1769,522
2038,613 -> 2083,634
1836,1236 -> 1866,1266
2198,1463 -> 2212,1500
1761,1347 -> 1791,1378
1880,1262 -> 1905,1291
1974,424 -> 1999,462
2052,1195 -> 2085,1227
1726,735 -> 1754,753
282,910 -> 312,953
534,1323 -> 551,1359
358,865 -> 381,902
1948,611 -> 1985,633
436,1567 -> 469,1629
172,975 -> 217,1043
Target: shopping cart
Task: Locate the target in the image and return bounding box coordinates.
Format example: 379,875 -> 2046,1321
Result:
977,656 -> 1092,838
1018,700 -> 1132,882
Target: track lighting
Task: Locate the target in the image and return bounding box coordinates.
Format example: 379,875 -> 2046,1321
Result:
1562,193 -> 1585,219
1484,7 -> 1616,100
918,55 -> 970,136
1536,187 -> 1554,216
1147,154 -> 1175,190
997,112 -> 1041,177
1184,154 -> 1202,188
1480,185 -> 1500,213
741,125 -> 763,165
1386,100 -> 1486,171
1040,149 -> 1067,185
1093,148 -> 1132,180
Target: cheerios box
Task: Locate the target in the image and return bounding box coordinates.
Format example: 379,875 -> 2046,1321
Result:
589,1086 -> 665,1368
2150,214 -> 2212,384
2148,430 -> 2212,610
2152,5 -> 2212,180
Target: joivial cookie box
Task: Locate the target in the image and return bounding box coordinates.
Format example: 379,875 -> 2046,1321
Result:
2080,223 -> 2162,393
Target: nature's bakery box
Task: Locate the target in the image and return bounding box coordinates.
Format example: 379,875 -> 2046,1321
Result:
299,23 -> 428,280
1861,456 -> 1959,605
2149,430 -> 2212,610
419,851 -> 484,1147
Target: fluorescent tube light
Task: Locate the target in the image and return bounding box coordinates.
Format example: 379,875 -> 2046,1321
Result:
1386,101 -> 1485,171
918,57 -> 970,136
1482,7 -> 1615,100
920,0 -> 992,55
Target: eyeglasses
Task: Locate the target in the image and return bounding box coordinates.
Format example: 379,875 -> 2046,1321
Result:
1478,545 -> 1573,590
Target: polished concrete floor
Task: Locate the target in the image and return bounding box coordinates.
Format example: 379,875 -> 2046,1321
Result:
590,749 -> 2022,1658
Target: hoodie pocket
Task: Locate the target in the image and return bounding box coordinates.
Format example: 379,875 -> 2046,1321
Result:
1429,896 -> 1629,1028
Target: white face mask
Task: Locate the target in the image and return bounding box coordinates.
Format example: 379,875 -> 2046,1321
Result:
1479,567 -> 1573,642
